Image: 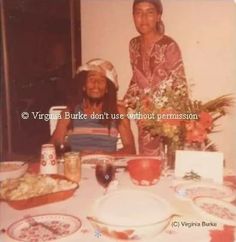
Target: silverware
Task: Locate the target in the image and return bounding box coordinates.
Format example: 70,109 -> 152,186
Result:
24,215 -> 61,235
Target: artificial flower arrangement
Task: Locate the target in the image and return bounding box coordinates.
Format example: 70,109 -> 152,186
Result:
127,78 -> 233,165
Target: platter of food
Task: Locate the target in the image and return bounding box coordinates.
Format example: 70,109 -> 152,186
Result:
0,174 -> 79,209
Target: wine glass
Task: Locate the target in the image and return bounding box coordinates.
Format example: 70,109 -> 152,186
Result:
95,159 -> 115,192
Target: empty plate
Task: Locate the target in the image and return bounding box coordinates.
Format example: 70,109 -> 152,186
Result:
175,182 -> 235,202
193,197 -> 236,226
7,213 -> 82,241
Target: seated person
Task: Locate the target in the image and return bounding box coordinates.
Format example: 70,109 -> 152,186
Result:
51,58 -> 136,154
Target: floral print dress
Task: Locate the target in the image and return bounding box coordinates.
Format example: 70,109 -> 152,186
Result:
124,35 -> 188,156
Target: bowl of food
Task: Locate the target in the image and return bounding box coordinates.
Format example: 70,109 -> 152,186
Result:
127,158 -> 162,185
0,161 -> 28,182
87,190 -> 173,240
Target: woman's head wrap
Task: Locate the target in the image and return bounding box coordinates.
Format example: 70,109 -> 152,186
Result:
133,0 -> 163,14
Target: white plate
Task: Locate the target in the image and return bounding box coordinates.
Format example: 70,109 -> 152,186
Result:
0,161 -> 28,181
81,154 -> 114,168
81,155 -> 160,168
7,213 -> 82,242
193,197 -> 236,226
175,182 -> 236,202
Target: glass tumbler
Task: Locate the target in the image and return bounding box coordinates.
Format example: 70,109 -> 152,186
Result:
64,152 -> 81,183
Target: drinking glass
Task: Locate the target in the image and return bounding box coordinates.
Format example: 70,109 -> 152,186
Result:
64,152 -> 81,183
161,144 -> 171,178
95,159 -> 115,191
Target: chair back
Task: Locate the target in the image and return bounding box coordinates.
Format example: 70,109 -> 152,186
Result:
49,106 -> 67,135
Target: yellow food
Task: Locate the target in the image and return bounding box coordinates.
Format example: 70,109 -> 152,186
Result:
0,173 -> 77,200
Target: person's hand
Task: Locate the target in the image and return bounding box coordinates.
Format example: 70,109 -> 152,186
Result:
117,100 -> 126,107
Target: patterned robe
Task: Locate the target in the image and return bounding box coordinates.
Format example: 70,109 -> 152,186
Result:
124,35 -> 188,156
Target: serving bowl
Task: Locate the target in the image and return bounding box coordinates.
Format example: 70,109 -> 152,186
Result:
0,161 -> 28,182
87,190 -> 173,240
127,158 -> 162,185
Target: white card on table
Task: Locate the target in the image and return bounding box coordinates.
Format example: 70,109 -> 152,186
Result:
175,150 -> 224,183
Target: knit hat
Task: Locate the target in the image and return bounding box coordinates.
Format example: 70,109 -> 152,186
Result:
133,0 -> 163,14
76,58 -> 119,89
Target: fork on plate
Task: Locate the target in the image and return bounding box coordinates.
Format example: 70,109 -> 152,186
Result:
24,215 -> 61,235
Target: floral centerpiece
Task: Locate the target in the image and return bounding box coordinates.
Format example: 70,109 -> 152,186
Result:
127,78 -> 234,167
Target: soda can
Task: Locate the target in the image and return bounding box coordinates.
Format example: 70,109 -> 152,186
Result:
64,152 -> 81,183
40,144 -> 57,174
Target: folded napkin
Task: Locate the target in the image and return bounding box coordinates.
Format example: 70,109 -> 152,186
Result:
210,225 -> 235,242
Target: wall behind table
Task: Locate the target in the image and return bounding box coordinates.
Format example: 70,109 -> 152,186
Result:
80,0 -> 236,169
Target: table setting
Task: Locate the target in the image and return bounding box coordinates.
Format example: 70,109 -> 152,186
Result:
0,149 -> 236,242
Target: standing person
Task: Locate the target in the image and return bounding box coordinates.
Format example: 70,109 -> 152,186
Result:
124,0 -> 188,156
51,58 -> 136,155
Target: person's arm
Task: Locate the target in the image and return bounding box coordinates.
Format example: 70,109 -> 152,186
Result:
165,41 -> 188,97
116,104 -> 136,155
123,38 -> 140,108
50,108 -> 71,145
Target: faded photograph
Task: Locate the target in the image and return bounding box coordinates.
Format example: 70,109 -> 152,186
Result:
1,1 -> 236,241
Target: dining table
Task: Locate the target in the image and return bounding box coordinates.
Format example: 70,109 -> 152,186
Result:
0,156 -> 235,242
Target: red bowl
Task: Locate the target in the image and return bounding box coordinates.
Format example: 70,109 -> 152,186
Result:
127,158 -> 163,186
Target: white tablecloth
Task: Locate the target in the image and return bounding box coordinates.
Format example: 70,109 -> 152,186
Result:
0,167 -> 234,242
